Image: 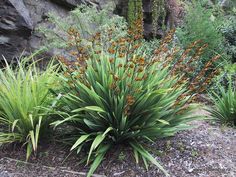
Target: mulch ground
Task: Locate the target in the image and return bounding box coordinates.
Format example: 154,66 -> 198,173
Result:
0,111 -> 235,177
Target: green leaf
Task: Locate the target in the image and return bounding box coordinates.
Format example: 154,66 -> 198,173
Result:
29,131 -> 36,152
157,119 -> 170,125
102,127 -> 113,137
86,126 -> 112,165
11,119 -> 19,132
87,134 -> 105,164
35,116 -> 42,151
134,149 -> 139,164
84,106 -> 105,112
129,141 -> 169,176
87,144 -> 110,177
142,155 -> 149,170
26,142 -> 32,161
71,134 -> 90,151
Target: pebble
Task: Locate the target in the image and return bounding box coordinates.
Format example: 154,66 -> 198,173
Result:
0,171 -> 11,177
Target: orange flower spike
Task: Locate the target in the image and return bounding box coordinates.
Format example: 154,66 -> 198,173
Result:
137,67 -> 144,72
113,75 -> 119,81
118,64 -> 123,68
142,74 -> 148,80
70,51 -> 78,56
127,73 -> 132,78
129,63 -> 135,69
78,46 -> 85,52
119,53 -> 125,58
74,62 -> 80,66
108,48 -> 116,54
135,77 -> 142,81
133,43 -> 141,50
126,95 -> 135,106
76,74 -> 81,79
111,41 -> 117,47
134,89 -> 141,93
127,83 -> 132,88
63,72 -> 70,77
109,58 -> 115,63
137,57 -> 145,65
95,50 -> 101,54
67,27 -> 76,35
154,49 -> 161,55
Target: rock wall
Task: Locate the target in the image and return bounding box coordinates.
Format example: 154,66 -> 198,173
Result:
0,0 -> 183,60
0,0 -> 108,60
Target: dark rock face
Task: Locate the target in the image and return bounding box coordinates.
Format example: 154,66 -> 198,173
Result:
0,0 -> 33,60
50,0 -> 101,9
50,0 -> 84,9
0,0 -> 112,60
115,0 -> 183,39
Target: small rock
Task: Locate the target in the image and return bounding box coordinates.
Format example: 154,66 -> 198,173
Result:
188,168 -> 194,173
0,171 -> 11,177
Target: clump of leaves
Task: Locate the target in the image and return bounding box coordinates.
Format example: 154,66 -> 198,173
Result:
208,78 -> 236,127
0,56 -> 58,160
50,18 -> 206,176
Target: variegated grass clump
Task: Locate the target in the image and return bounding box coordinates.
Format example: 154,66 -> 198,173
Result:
0,57 -> 58,160
208,78 -> 236,127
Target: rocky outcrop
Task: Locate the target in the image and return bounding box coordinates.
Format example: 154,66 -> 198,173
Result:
0,0 -> 107,60
0,0 -> 183,60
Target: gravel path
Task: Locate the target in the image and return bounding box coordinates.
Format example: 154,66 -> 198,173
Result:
0,113 -> 235,177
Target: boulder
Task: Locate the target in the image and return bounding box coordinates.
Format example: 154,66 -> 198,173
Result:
0,0 -> 33,60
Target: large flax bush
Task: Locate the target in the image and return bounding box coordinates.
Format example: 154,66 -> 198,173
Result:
51,18 -> 202,176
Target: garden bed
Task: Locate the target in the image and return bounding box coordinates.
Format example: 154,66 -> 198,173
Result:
0,115 -> 235,177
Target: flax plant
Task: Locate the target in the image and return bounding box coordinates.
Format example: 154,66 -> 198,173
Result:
50,18 -> 205,177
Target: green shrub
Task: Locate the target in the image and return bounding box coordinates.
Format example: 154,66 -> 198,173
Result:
220,14 -> 236,62
208,79 -> 236,127
51,28 -> 200,177
176,0 -> 226,67
0,57 -> 58,160
210,62 -> 236,93
39,5 -> 127,51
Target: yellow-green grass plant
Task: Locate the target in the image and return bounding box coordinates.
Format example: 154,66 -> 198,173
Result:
0,57 -> 58,160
